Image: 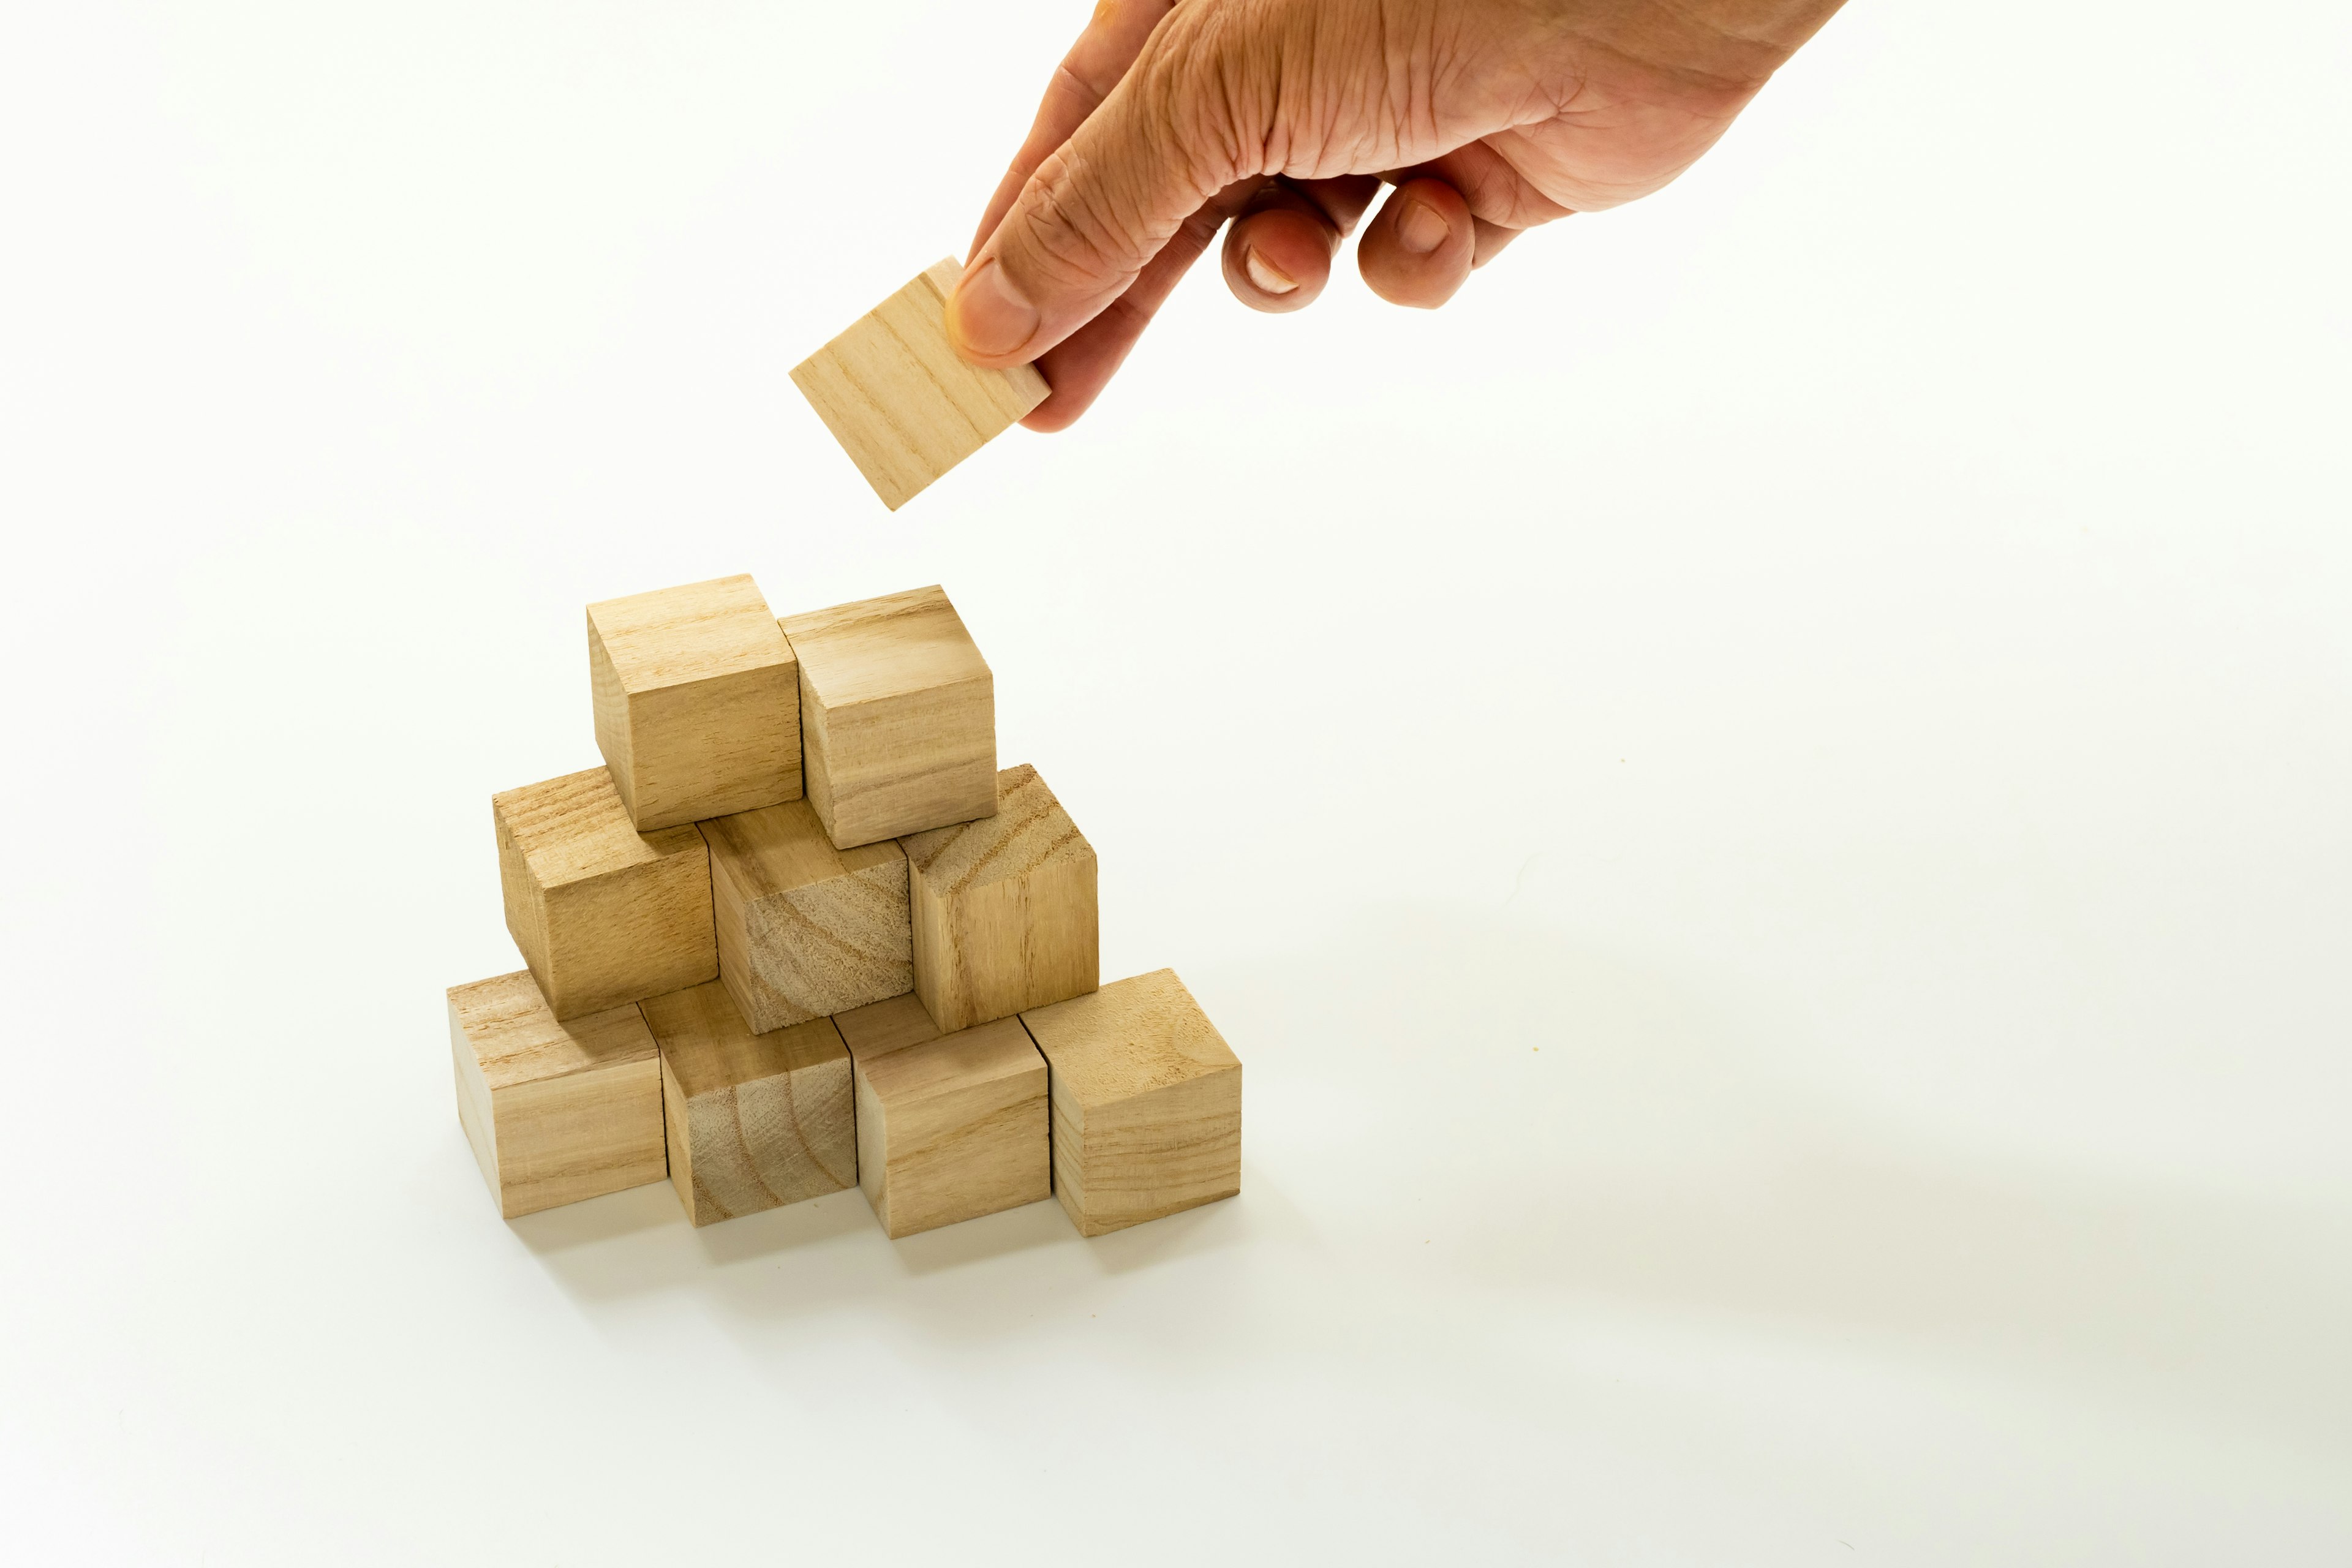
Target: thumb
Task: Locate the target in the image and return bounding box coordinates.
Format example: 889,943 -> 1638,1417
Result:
946,4 -> 1260,367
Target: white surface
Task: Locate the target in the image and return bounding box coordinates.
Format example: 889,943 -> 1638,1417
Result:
3,2 -> 2348,1562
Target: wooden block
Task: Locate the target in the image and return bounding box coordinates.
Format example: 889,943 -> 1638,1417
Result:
448,970 -> 666,1219
790,257 -> 1050,510
639,981 -> 855,1226
780,585 -> 995,850
902,763 -> 1096,1033
493,767 -> 717,1019
699,797 -> 912,1034
833,993 -> 1049,1238
587,574 -> 802,831
1020,970 -> 1240,1237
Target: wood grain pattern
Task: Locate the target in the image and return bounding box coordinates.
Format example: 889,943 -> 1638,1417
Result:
587,574 -> 801,831
448,970 -> 666,1218
1020,969 -> 1240,1237
902,763 -> 1096,1033
493,766 -> 716,1019
833,993 -> 1049,1238
640,981 -> 854,1226
700,797 -> 911,1033
790,258 -> 1050,510
780,586 -> 995,850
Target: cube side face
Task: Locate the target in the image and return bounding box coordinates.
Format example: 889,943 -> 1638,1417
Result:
662,1052 -> 701,1224
489,1055 -> 667,1218
494,807 -> 554,988
724,1055 -> 856,1214
538,848 -> 716,1019
913,845 -> 1097,1033
797,660 -> 842,839
734,857 -> 913,1031
450,1003 -> 503,1207
1061,1066 -> 1242,1236
620,661 -> 802,831
854,1058 -> 892,1227
812,676 -> 996,849
876,1058 -> 1049,1238
587,616 -> 643,822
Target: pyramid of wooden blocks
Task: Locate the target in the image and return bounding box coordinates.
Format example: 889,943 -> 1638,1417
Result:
494,766 -> 717,1018
449,971 -> 666,1218
448,560 -> 1242,1244
1022,970 -> 1241,1237
834,993 -> 1049,1238
791,257 -> 1050,510
781,585 -> 995,850
903,763 -> 1097,1033
700,797 -> 911,1033
588,575 -> 801,831
641,981 -> 855,1226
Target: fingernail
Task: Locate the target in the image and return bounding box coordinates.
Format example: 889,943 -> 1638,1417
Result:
946,257 -> 1039,360
1243,247 -> 1298,295
1395,198 -> 1450,256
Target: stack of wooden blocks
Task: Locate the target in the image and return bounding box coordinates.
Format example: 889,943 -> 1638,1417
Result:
447,576 -> 1242,1240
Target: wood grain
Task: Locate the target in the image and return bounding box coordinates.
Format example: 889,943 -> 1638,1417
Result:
700,797 -> 911,1033
493,766 -> 716,1019
1020,969 -> 1240,1237
640,981 -> 854,1226
779,586 -> 995,850
587,574 -> 801,831
448,970 -> 666,1218
789,258 -> 1050,510
833,993 -> 1049,1239
902,763 -> 1096,1032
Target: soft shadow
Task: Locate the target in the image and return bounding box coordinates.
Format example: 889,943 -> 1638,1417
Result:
509,1179 -> 683,1252
887,1196 -> 1072,1276
1197,903 -> 2352,1455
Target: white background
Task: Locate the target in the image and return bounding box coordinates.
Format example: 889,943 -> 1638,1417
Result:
3,1 -> 2347,1562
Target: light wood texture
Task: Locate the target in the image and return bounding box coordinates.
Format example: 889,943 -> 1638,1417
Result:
780,586 -> 996,850
493,767 -> 717,1019
639,981 -> 854,1226
1020,970 -> 1241,1237
790,258 -> 1050,510
448,970 -> 666,1219
833,993 -> 1049,1239
700,797 -> 911,1033
902,763 -> 1096,1033
587,574 -> 802,831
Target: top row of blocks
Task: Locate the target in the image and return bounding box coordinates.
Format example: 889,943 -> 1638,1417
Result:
586,576 -> 993,850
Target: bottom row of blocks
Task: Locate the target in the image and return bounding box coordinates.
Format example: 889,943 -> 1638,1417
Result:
449,967 -> 1242,1239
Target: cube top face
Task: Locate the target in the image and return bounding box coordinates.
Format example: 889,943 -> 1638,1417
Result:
447,971 -> 655,1093
832,992 -> 943,1061
586,575 -> 793,695
782,586 -> 991,711
789,259 -> 1051,511
639,981 -> 848,1101
493,768 -> 701,889
700,797 -> 903,899
1020,969 -> 1237,1110
902,763 -> 1091,897
857,1014 -> 1039,1107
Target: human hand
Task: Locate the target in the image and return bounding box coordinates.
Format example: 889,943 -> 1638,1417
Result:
950,0 -> 1847,429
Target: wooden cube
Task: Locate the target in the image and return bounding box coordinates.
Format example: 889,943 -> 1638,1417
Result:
587,575 -> 802,831
448,970 -> 665,1218
493,767 -> 716,1019
1021,970 -> 1240,1237
700,797 -> 911,1034
790,257 -> 1050,510
833,993 -> 1049,1239
780,585 -> 995,850
640,981 -> 855,1226
902,763 -> 1096,1033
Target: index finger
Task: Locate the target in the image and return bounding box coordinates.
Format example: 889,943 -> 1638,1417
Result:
968,0 -> 1177,257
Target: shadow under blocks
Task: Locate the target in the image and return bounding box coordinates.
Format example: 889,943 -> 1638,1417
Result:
446,575 -> 1242,1261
